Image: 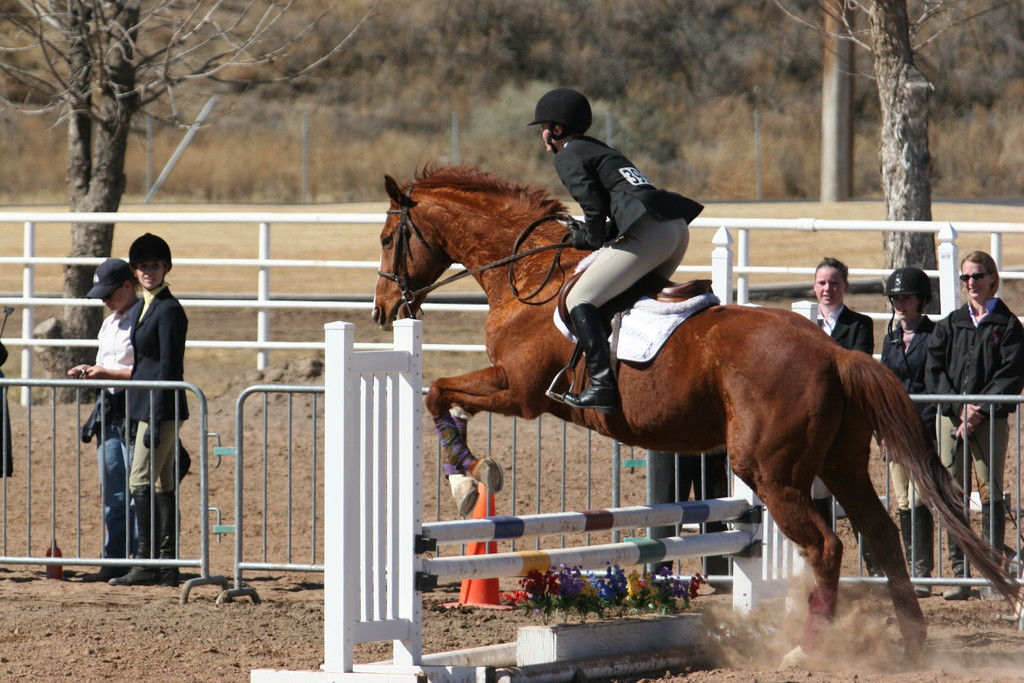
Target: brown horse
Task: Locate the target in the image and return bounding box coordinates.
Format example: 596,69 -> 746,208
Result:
371,165 -> 1020,665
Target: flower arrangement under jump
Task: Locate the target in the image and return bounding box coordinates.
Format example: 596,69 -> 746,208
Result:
501,563 -> 703,623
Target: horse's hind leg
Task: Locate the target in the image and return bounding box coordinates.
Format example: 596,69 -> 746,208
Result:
827,468 -> 926,663
750,479 -> 844,664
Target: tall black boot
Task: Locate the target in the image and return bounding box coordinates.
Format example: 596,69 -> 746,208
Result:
109,487 -> 158,586
982,498 -> 1008,560
942,530 -> 970,600
900,507 -> 933,597
156,491 -> 180,587
859,544 -> 885,578
980,498 -> 1008,600
853,515 -> 883,577
564,304 -> 618,414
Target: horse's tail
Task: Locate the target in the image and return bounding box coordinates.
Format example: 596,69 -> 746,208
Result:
834,350 -> 1021,606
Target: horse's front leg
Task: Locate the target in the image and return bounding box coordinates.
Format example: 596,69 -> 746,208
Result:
428,366 -> 531,517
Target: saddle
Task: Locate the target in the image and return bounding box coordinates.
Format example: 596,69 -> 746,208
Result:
547,271 -> 715,404
555,270 -> 714,333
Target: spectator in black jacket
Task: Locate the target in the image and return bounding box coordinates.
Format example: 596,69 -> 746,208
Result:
926,250 -> 1024,600
810,257 -> 875,548
814,256 -> 874,354
110,234 -> 189,588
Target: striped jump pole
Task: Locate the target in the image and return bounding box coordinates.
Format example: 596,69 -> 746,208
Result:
423,530 -> 754,582
421,497 -> 753,545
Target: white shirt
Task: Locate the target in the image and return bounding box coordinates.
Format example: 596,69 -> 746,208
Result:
817,304 -> 845,336
95,299 -> 141,392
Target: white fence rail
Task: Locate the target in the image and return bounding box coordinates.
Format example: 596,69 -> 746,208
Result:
2,210 -> 1022,395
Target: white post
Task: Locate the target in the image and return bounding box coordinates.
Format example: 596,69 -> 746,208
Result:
729,475 -> 760,613
256,222 -> 270,370
322,321 -> 355,673
937,223 -> 959,316
711,226 -> 734,305
20,221 -> 35,405
791,300 -> 816,322
736,228 -> 750,305
390,319 -> 424,667
730,475 -> 802,612
320,319 -> 423,675
990,232 -> 1003,298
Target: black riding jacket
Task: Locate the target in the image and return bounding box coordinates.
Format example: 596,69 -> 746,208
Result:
553,136 -> 702,244
925,299 -> 1024,421
881,316 -> 936,427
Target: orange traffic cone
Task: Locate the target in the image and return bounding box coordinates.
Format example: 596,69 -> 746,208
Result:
446,484 -> 510,610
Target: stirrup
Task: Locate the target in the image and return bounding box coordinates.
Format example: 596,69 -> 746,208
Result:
547,340 -> 584,404
545,364 -> 576,405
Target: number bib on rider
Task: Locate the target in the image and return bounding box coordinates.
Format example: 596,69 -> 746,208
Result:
618,167 -> 652,186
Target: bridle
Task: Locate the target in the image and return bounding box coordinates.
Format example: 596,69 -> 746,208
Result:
377,185 -> 575,317
377,187 -> 437,318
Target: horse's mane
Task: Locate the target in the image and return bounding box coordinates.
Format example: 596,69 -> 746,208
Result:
412,164 -> 566,217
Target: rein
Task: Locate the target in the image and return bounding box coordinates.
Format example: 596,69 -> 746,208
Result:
378,186 -> 573,312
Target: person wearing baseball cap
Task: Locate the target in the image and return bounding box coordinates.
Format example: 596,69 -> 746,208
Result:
85,257 -> 137,300
69,258 -> 141,582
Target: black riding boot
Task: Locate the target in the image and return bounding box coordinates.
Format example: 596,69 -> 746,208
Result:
109,487 -> 158,586
564,304 -> 618,414
979,498 -> 1008,600
156,491 -> 180,587
899,507 -> 934,597
982,498 -> 1008,560
859,544 -> 885,578
942,531 -> 970,600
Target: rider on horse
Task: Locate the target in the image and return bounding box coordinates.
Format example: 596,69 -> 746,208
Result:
530,88 -> 703,413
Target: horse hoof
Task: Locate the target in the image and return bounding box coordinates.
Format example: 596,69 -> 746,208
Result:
779,645 -> 809,669
467,458 -> 504,493
449,474 -> 479,518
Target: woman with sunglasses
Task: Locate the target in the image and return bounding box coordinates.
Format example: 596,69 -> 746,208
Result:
926,250 -> 1024,600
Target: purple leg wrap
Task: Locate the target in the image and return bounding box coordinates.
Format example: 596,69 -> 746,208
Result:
800,587 -> 838,652
435,413 -> 474,476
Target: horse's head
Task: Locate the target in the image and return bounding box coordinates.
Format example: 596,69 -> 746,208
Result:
372,174 -> 454,330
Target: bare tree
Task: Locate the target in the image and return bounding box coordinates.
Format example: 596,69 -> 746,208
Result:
0,1 -> 368,384
781,1 -> 1004,272
864,0 -> 935,271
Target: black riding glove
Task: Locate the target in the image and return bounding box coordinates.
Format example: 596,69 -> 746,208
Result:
567,218 -> 603,251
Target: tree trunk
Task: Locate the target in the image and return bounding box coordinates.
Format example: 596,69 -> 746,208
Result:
35,2 -> 137,399
868,0 -> 935,273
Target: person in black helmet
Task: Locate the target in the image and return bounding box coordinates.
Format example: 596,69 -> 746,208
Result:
529,88 -> 703,413
880,266 -> 936,598
110,233 -> 189,588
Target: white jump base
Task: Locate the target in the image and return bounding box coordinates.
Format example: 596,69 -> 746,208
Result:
251,320 -> 804,682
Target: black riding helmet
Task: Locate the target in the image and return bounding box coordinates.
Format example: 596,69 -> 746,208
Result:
529,88 -> 592,136
885,266 -> 931,305
885,266 -> 931,337
129,232 -> 173,270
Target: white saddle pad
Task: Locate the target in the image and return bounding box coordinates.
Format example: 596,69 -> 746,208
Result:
554,292 -> 720,363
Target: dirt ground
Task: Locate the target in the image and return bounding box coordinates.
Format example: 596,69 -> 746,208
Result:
2,200 -> 1024,682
